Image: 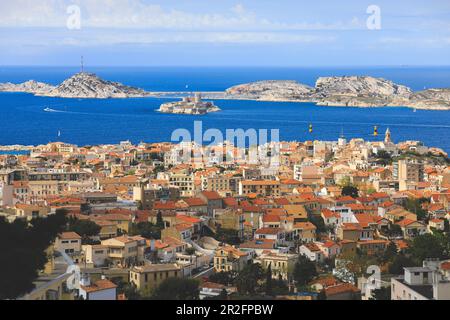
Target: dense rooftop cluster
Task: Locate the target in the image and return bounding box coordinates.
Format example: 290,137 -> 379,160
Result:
1,131 -> 450,300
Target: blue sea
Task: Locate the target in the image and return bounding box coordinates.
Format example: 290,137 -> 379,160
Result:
0,66 -> 449,152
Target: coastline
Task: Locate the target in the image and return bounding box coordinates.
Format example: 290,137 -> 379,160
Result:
2,73 -> 450,110
1,89 -> 447,110
151,93 -> 447,110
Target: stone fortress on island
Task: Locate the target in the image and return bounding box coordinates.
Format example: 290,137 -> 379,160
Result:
157,93 -> 221,115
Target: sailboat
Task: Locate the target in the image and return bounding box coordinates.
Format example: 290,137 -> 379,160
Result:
58,130 -> 61,138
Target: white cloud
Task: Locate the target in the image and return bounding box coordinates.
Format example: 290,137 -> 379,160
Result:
0,0 -> 365,31
0,29 -> 336,47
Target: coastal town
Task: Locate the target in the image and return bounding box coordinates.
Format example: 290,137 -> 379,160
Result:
1,129 -> 450,301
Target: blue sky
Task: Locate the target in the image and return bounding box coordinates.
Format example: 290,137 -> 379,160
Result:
1,0 -> 450,66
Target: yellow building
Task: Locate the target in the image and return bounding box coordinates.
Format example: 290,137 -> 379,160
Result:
283,204 -> 308,222
213,246 -> 248,273
293,222 -> 317,243
239,180 -> 281,197
15,204 -> 51,220
101,235 -> 146,267
213,208 -> 245,238
93,220 -> 118,239
129,264 -> 181,293
54,232 -> 82,254
28,180 -> 64,198
257,252 -> 297,280
336,223 -> 362,241
93,214 -> 132,233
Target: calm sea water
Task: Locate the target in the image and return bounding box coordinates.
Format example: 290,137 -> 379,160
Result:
0,66 -> 449,152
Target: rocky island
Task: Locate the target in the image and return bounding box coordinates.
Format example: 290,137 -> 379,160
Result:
224,76 -> 450,110
0,80 -> 55,95
1,72 -> 450,110
158,93 -> 220,115
225,80 -> 313,101
0,72 -> 150,99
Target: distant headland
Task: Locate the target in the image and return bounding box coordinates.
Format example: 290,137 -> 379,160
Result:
1,72 -> 450,110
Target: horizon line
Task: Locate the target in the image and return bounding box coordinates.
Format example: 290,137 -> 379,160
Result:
2,64 -> 450,68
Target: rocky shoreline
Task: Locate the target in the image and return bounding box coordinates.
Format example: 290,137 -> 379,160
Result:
1,73 -> 449,110
223,77 -> 450,110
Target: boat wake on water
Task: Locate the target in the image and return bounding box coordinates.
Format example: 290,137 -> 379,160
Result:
44,107 -> 64,112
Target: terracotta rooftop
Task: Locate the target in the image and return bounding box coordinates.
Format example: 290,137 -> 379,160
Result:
58,231 -> 82,240
80,279 -> 117,293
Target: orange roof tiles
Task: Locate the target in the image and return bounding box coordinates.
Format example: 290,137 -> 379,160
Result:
80,279 -> 117,293
201,191 -> 222,200
58,231 -> 81,240
325,283 -> 360,296
255,227 -> 283,235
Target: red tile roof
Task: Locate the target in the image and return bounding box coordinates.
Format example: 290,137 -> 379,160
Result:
58,231 -> 81,240
255,227 -> 282,235
201,191 -> 222,200
80,279 -> 117,293
184,197 -> 206,206
324,283 -> 360,297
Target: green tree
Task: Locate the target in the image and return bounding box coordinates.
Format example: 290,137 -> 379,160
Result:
341,185 -> 359,198
0,210 -> 67,299
234,263 -> 265,295
444,219 -> 450,233
403,197 -> 429,220
374,150 -> 392,166
409,233 -> 447,263
382,242 -> 398,263
434,232 -> 450,258
388,254 -> 417,274
151,278 -> 200,300
208,271 -> 235,286
385,224 -> 403,238
152,165 -> 165,175
265,265 -> 273,296
215,227 -> 241,245
129,222 -> 161,239
309,214 -> 326,233
156,211 -> 165,229
271,274 -> 289,296
67,217 -> 101,241
111,278 -> 141,300
293,255 -> 317,288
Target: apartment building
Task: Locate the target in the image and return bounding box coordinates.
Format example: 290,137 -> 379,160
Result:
101,235 -> 146,267
213,246 -> 249,273
391,260 -> 450,300
239,180 -> 281,197
130,264 -> 181,293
